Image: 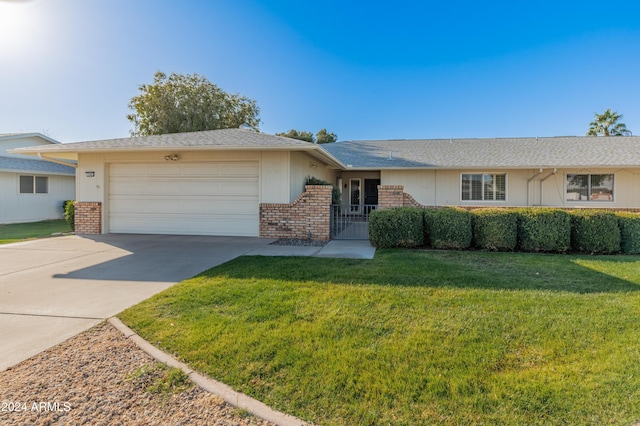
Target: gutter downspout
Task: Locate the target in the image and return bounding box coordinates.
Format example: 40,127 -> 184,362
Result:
38,153 -> 78,169
538,168 -> 557,206
527,169 -> 544,206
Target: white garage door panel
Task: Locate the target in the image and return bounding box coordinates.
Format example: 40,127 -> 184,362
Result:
110,197 -> 258,215
109,162 -> 259,236
110,214 -> 259,236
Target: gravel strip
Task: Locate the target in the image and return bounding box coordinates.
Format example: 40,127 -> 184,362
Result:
0,322 -> 275,426
269,238 -> 328,247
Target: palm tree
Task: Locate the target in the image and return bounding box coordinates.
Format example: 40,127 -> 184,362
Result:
587,109 -> 632,136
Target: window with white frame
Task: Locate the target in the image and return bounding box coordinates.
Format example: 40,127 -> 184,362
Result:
566,174 -> 614,202
19,176 -> 48,194
461,173 -> 506,201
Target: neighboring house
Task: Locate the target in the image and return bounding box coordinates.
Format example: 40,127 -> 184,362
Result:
1,133 -> 75,224
10,128 -> 640,238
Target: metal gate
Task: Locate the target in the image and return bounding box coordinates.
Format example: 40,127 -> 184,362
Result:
330,205 -> 376,239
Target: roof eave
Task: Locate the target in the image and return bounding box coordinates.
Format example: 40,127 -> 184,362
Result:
0,133 -> 61,144
0,168 -> 75,176
9,143 -> 349,169
344,164 -> 640,170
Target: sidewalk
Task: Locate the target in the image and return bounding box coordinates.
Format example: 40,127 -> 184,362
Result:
246,240 -> 376,259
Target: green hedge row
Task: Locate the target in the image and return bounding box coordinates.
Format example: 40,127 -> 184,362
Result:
369,206 -> 640,254
472,209 -> 518,251
424,207 -> 472,249
368,207 -> 423,248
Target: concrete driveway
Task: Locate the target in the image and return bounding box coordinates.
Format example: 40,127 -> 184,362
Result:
0,234 -> 273,372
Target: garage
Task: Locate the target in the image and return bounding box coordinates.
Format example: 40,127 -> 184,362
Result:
108,162 -> 259,236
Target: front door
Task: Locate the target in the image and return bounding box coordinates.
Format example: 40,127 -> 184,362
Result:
364,179 -> 380,205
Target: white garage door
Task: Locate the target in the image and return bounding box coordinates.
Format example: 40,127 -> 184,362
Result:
109,162 -> 259,236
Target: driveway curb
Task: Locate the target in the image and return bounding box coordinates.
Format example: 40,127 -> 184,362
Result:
108,317 -> 308,426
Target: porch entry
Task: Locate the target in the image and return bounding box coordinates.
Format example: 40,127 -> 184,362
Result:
331,178 -> 380,239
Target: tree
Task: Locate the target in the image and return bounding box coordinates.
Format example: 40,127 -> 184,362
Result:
316,128 -> 338,144
276,129 -> 314,142
276,128 -> 338,143
587,109 -> 632,136
127,71 -> 260,136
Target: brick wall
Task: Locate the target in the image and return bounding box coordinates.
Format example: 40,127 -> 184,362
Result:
74,202 -> 102,234
260,185 -> 332,240
377,185 -> 405,210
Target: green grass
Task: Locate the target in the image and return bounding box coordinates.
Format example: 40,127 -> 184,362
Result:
126,362 -> 193,395
118,250 -> 640,425
0,219 -> 72,244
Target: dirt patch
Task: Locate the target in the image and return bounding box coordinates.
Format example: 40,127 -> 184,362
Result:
0,322 -> 274,425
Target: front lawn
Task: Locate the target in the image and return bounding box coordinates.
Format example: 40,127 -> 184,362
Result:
118,250 -> 640,425
0,219 -> 72,244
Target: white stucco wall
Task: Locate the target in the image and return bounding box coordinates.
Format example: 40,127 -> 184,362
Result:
289,151 -> 337,202
0,172 -> 75,224
538,168 -> 640,208
382,168 -> 640,208
261,151 -> 289,203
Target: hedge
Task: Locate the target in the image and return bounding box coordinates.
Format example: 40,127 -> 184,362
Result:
63,200 -> 75,230
367,206 -> 640,255
617,212 -> 640,255
570,210 -> 620,254
516,208 -> 571,253
424,207 -> 472,249
471,208 -> 518,251
369,207 -> 424,248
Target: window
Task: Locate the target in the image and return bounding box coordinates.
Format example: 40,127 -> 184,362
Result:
566,174 -> 613,202
19,176 -> 48,194
461,173 -> 506,201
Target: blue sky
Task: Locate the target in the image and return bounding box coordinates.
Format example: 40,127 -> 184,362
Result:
1,0 -> 639,143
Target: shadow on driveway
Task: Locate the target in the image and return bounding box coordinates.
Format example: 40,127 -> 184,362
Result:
51,234 -> 274,282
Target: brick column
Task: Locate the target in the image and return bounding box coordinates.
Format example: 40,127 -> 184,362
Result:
304,185 -> 332,240
377,185 -> 405,209
74,202 -> 102,234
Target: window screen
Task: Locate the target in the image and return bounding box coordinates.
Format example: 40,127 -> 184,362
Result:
35,176 -> 48,194
19,176 -> 48,194
19,176 -> 34,194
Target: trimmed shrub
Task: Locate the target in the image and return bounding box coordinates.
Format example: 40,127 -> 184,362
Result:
570,210 -> 620,254
63,200 -> 75,230
617,212 -> 640,255
369,207 -> 424,248
423,207 -> 472,249
516,208 -> 571,253
471,208 -> 518,251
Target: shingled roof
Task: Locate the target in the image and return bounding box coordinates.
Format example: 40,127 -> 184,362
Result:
322,136 -> 640,169
10,130 -> 640,170
11,128 -> 315,153
0,156 -> 75,175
